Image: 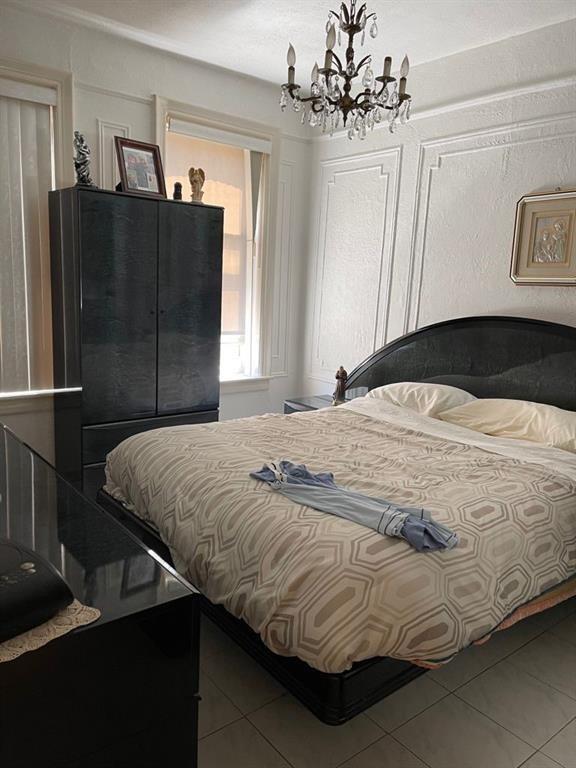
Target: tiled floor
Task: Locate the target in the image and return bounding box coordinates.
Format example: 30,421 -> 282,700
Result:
198,597 -> 576,768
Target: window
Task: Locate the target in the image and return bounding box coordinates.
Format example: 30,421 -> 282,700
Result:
165,121 -> 270,380
0,76 -> 56,394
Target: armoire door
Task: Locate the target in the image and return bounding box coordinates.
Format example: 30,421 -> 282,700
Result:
157,203 -> 223,414
79,191 -> 158,424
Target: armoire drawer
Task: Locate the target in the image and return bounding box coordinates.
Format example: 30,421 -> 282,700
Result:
82,410 -> 218,465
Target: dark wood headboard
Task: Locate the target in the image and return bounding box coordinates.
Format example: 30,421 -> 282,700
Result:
345,316 -> 576,411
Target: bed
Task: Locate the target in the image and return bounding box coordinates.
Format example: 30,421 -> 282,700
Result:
97,315 -> 576,724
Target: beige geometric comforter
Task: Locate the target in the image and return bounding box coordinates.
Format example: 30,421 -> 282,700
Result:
104,404 -> 576,673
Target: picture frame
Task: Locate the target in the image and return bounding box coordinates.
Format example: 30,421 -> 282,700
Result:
510,189 -> 576,285
114,137 -> 167,198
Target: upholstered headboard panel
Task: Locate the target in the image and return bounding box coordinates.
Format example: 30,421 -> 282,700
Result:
345,316 -> 576,411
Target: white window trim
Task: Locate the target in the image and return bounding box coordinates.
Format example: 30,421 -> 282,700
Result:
0,58 -> 74,189
155,96 -> 282,394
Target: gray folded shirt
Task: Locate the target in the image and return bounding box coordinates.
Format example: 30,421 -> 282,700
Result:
250,460 -> 458,552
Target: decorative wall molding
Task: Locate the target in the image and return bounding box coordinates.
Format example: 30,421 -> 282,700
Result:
271,160 -> 295,376
403,112 -> 576,333
97,119 -> 130,189
76,80 -> 153,106
314,75 -> 576,143
308,146 -> 401,382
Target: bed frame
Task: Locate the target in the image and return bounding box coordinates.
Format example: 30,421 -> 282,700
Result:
96,315 -> 576,724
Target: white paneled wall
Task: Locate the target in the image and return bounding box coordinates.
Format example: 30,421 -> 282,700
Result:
308,148 -> 401,382
302,20 -> 576,393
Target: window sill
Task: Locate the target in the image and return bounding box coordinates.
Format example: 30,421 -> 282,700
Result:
220,376 -> 272,394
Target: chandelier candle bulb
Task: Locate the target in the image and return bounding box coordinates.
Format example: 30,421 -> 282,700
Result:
324,24 -> 336,70
311,62 -> 319,83
400,54 -> 410,77
287,43 -> 296,84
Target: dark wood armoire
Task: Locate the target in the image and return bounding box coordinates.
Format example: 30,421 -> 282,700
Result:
49,187 -> 223,497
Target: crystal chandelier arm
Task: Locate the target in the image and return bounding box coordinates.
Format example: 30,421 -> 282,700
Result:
355,54 -> 371,72
330,50 -> 344,74
354,3 -> 367,24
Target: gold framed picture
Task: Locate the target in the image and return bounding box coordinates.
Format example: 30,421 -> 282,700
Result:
510,189 -> 576,285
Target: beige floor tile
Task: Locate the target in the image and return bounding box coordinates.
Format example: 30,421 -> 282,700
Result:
549,613 -> 576,648
198,718 -> 290,768
200,616 -> 285,714
541,718 -> 576,767
430,618 -> 544,691
365,674 -> 447,732
521,752 -> 564,768
198,671 -> 243,739
508,634 -> 576,700
457,660 -> 576,748
339,734 -> 428,768
394,694 -> 533,768
248,694 -> 383,768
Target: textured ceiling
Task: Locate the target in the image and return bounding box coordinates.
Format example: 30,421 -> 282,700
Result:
11,0 -> 576,83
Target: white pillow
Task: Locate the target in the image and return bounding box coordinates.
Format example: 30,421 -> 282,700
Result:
366,382 -> 476,417
437,398 -> 576,453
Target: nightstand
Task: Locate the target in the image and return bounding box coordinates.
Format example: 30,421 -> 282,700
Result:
284,388 -> 368,414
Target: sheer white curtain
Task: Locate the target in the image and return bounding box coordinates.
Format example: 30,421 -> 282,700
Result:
0,87 -> 55,392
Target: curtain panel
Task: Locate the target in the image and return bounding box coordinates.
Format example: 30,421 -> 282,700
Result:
0,93 -> 54,392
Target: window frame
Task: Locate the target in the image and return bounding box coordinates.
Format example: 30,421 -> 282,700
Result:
155,96 -> 281,390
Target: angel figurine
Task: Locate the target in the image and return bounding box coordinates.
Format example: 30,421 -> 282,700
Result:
188,167 -> 206,203
73,131 -> 96,187
332,365 -> 348,405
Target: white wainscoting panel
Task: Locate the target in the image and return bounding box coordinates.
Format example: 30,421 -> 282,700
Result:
405,114 -> 576,333
308,147 -> 401,382
97,119 -> 130,189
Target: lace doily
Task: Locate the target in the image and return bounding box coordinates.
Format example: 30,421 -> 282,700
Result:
0,599 -> 101,663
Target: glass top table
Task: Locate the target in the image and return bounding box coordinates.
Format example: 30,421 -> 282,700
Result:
0,425 -> 194,629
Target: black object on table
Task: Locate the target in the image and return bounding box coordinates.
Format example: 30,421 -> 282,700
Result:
0,426 -> 200,768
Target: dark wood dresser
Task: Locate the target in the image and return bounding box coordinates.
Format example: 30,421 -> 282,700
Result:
49,187 -> 224,496
0,426 -> 199,768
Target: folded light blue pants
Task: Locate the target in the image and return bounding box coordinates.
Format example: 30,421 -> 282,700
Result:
250,461 -> 458,552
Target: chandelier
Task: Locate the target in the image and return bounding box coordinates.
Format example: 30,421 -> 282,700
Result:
279,0 -> 412,139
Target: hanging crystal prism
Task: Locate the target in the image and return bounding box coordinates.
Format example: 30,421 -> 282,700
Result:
309,110 -> 318,127
362,66 -> 374,88
279,88 -> 287,111
406,100 -> 411,121
389,84 -> 399,108
361,28 -> 365,45
373,107 -> 382,123
293,99 -> 301,112
301,108 -> 307,124
370,19 -> 378,38
347,124 -> 354,140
